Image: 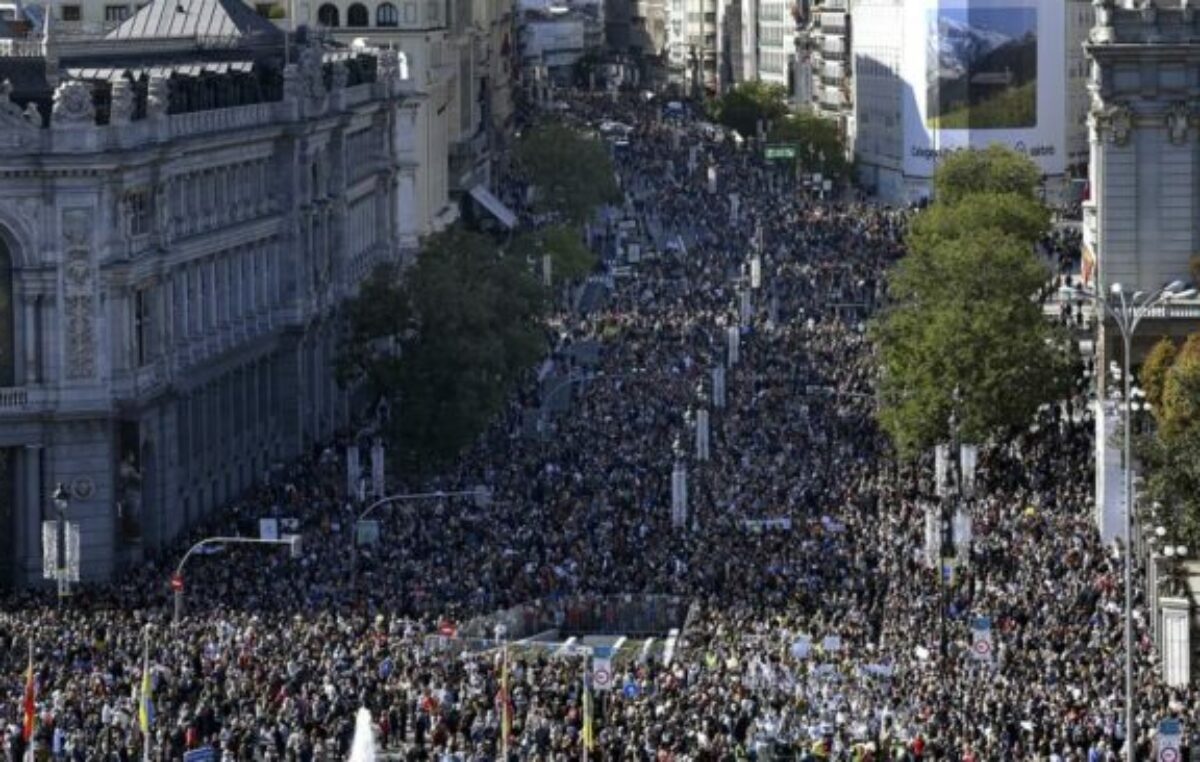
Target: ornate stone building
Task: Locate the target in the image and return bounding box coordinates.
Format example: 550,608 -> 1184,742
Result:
0,0 -> 412,586
1084,0 -> 1200,544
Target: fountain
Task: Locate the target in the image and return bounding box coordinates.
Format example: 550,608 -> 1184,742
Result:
348,707 -> 377,762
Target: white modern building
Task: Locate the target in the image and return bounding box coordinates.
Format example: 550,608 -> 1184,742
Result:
753,0 -> 790,87
806,0 -> 848,126
520,7 -> 587,77
0,0 -> 413,587
850,0 -> 1092,203
666,0 -> 717,93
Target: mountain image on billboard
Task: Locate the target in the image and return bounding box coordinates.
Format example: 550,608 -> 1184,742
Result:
926,7 -> 1037,129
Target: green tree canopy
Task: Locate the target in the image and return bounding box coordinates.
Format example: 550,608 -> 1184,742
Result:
933,145 -> 1043,206
906,192 -> 1050,253
515,124 -> 620,224
510,224 -> 598,286
1143,337 -> 1179,415
711,82 -> 788,137
872,229 -> 1073,456
766,113 -> 848,178
337,230 -> 547,470
871,151 -> 1070,458
1160,348 -> 1200,440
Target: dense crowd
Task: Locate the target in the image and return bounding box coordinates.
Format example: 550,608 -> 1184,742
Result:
2,90 -> 1194,761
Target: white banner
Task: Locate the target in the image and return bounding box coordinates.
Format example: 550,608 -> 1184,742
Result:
727,326 -> 740,367
591,657 -> 615,691
960,443 -> 978,497
370,441 -> 385,497
750,256 -> 762,290
969,617 -> 993,663
259,518 -> 280,541
346,446 -> 360,501
935,444 -> 949,497
671,462 -> 688,529
695,409 -> 710,461
42,520 -> 57,579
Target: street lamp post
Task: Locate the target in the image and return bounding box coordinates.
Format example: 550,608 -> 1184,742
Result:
350,489 -> 492,586
1062,279 -> 1195,762
172,535 -> 303,625
52,483 -> 70,606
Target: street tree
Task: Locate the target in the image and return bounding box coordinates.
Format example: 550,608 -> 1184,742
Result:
872,229 -> 1073,457
933,145 -> 1043,205
510,224 -> 598,286
766,113 -> 848,178
515,124 -> 620,224
906,192 -> 1050,253
1142,337 -> 1179,415
711,82 -> 788,137
336,230 -> 547,471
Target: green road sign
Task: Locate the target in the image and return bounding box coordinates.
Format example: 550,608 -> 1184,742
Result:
764,145 -> 797,161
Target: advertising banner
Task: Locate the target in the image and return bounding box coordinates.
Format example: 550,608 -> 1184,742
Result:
902,0 -> 1066,180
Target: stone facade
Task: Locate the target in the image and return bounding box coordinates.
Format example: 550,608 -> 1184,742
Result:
0,42 -> 412,587
1084,0 -> 1200,549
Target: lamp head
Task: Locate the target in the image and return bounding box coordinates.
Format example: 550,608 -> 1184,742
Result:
1110,282 -> 1123,295
1165,280 -> 1186,294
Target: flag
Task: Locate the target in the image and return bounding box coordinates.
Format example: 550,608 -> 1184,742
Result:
138,640 -> 154,737
21,643 -> 34,744
582,672 -> 595,751
496,648 -> 512,753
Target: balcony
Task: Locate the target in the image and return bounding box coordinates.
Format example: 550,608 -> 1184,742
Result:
0,386 -> 53,417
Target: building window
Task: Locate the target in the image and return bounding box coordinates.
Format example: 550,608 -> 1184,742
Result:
347,2 -> 368,25
61,4 -> 82,20
316,3 -> 339,26
134,287 -> 152,367
125,188 -> 152,237
377,1 -> 398,25
104,4 -> 129,21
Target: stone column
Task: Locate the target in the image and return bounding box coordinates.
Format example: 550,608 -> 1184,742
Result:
22,292 -> 37,384
19,444 -> 43,585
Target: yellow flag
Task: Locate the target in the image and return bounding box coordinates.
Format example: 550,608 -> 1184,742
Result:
582,673 -> 595,751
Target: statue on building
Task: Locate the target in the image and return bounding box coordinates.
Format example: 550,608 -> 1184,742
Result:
332,61 -> 349,91
110,79 -> 135,126
51,80 -> 95,127
146,76 -> 169,119
300,45 -> 326,98
117,450 -> 143,540
1167,101 -> 1190,144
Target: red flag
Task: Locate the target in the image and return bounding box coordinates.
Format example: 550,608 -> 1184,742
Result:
22,644 -> 35,743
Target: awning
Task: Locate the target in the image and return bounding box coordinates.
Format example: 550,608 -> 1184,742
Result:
469,184 -> 517,230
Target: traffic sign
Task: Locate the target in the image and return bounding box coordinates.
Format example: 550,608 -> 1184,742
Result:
1158,719 -> 1183,761
623,680 -> 640,699
764,145 -> 797,161
170,574 -> 184,593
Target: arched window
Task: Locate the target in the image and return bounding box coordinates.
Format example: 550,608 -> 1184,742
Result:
316,3 -> 339,26
376,2 -> 398,26
347,2 -> 368,26
0,238 -> 13,386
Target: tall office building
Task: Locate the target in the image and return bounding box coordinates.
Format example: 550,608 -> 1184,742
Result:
850,0 -> 1092,203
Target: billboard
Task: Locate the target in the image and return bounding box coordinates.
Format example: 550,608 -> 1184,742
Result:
902,0 -> 1065,181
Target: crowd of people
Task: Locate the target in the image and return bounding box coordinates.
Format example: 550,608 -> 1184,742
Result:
1,89 -> 1195,761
